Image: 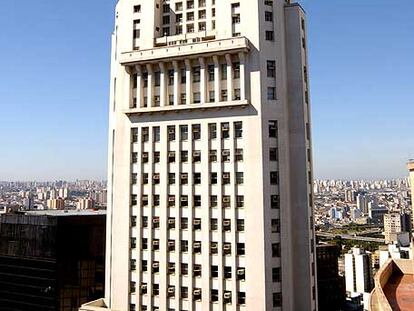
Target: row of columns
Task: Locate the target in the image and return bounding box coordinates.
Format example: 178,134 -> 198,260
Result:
133,52 -> 246,109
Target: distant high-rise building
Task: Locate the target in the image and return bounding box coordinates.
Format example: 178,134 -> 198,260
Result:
356,194 -> 368,214
316,244 -> 345,311
77,198 -> 95,210
383,213 -> 411,245
81,1 -> 317,310
46,198 -> 65,210
0,211 -> 106,311
344,248 -> 373,295
408,160 -> 414,211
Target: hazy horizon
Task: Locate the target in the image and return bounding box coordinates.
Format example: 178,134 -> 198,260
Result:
0,0 -> 413,181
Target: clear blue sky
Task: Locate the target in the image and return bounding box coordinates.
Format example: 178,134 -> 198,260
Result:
0,1 -> 412,181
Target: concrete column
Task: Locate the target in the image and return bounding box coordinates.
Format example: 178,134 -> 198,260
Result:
185,59 -> 192,105
159,62 -> 167,107
146,64 -> 153,107
238,52 -> 246,101
199,57 -> 206,104
213,55 -> 220,103
135,65 -> 143,108
225,54 -> 233,101
172,61 -> 180,106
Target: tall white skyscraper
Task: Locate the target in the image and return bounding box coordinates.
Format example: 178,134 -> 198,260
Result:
345,248 -> 373,295
81,0 -> 316,310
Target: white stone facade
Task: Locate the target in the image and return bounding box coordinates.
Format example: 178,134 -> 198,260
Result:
81,1 -> 317,311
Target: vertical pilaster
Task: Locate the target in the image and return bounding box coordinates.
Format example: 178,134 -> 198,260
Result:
135,65 -> 143,108
199,57 -> 206,104
185,59 -> 192,105
146,64 -> 154,107
225,54 -> 233,101
238,52 -> 246,101
213,56 -> 220,103
173,61 -> 180,106
160,63 -> 167,107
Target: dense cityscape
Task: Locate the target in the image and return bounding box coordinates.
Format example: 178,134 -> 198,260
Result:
1,0 -> 413,311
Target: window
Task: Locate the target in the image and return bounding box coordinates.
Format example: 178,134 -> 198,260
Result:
153,284 -> 160,296
168,126 -> 176,141
210,195 -> 218,208
231,2 -> 240,8
153,195 -> 160,207
238,292 -> 246,305
267,60 -> 276,77
168,239 -> 175,251
235,149 -> 243,161
223,242 -> 232,255
221,64 -> 227,80
194,264 -> 202,277
142,152 -> 149,163
237,219 -> 245,231
223,219 -> 231,231
265,11 -> 273,22
193,66 -> 200,82
222,195 -> 231,208
221,122 -> 230,138
131,216 -> 137,227
187,0 -> 194,9
265,30 -> 274,41
181,263 -> 188,275
167,285 -> 175,298
130,281 -> 136,293
180,125 -> 188,141
199,0 -> 206,7
153,127 -> 160,142
209,150 -> 217,162
176,25 -> 183,35
211,219 -> 218,231
180,173 -> 188,184
168,262 -> 175,274
194,172 -> 201,184
193,150 -> 201,162
163,4 -> 170,13
142,127 -> 149,142
194,195 -> 201,207
234,121 -> 243,138
234,88 -> 241,100
269,120 -> 278,138
187,23 -> 195,33
181,240 -> 189,252
141,260 -> 147,272
236,195 -> 244,208
211,242 -> 218,254
142,216 -> 148,228
273,293 -> 282,307
131,194 -> 138,205
193,288 -> 202,301
168,217 -> 175,229
272,243 -> 280,257
181,68 -> 186,84
209,90 -> 215,102
163,15 -> 170,25
232,14 -> 240,24
133,5 -> 141,13
208,65 -> 215,81
224,291 -> 232,304
224,266 -> 232,279
193,92 -> 201,103
132,173 -> 137,184
142,195 -> 148,206
168,151 -> 176,163
236,172 -> 244,184
271,195 -> 280,209
211,266 -> 218,278
222,149 -> 230,162
237,268 -> 246,281
132,152 -> 138,163
154,71 -> 161,87
168,173 -> 176,184
132,129 -> 138,143
271,219 -> 280,233
181,218 -> 188,230
192,124 -> 201,140
210,172 -> 218,184
237,243 -> 245,255
194,218 -> 201,230
221,90 -> 228,101
193,241 -> 201,253
180,195 -> 188,207
211,289 -> 219,302
270,148 -> 278,161
209,123 -> 217,139
270,171 -> 279,184
223,172 -> 231,184
153,173 -> 160,185
181,151 -> 188,162
176,2 -> 183,11
272,267 -> 281,282
168,195 -> 175,207
154,151 -> 160,163
267,87 -> 276,100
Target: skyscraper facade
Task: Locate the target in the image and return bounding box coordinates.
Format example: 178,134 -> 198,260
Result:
82,0 -> 316,310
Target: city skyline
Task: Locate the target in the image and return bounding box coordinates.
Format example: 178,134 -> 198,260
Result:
0,0 -> 413,181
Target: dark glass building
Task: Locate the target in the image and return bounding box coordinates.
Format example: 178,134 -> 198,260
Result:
0,210 -> 105,311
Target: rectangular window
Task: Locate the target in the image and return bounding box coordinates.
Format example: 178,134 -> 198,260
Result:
210,195 -> 218,208
211,219 -> 218,231
272,267 -> 281,282
236,172 -> 244,184
192,124 -> 201,140
181,151 -> 188,162
271,195 -> 280,209
270,171 -> 279,184
176,2 -> 183,11
234,121 -> 243,138
193,66 -> 201,82
270,148 -> 278,161
154,151 -> 160,163
163,15 -> 170,25
208,65 -> 215,81
181,263 -> 188,275
237,243 -> 245,255
180,173 -> 188,184
237,219 -> 245,231
180,125 -> 188,140
210,172 -> 218,184
133,5 -> 141,13
181,218 -> 188,230
272,243 -> 281,257
267,87 -> 276,100
169,173 -> 175,185
271,219 -> 280,233
194,172 -> 201,184
181,195 -> 188,207
235,149 -> 243,161
209,123 -> 217,139
209,150 -> 217,162
193,92 -> 201,104
211,266 -> 219,278
153,127 -> 160,142
168,151 -> 176,163
221,122 -> 230,138
236,195 -> 244,208
234,88 -> 241,100
209,90 -> 215,102
265,11 -> 273,22
221,64 -> 227,80
267,60 -> 276,77
266,30 -> 274,41
269,120 -> 278,138
167,126 -> 176,141
232,14 -> 240,24
221,89 -> 228,101
273,293 -> 282,307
